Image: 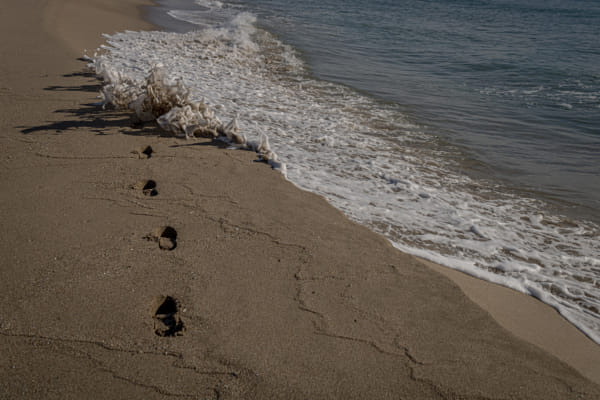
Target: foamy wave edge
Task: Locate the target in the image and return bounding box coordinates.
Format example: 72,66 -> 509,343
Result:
85,56 -> 286,176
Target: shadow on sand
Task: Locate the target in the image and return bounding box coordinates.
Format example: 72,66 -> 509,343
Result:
19,66 -> 167,137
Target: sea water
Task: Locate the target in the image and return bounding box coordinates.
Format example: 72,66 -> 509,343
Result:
93,0 -> 600,343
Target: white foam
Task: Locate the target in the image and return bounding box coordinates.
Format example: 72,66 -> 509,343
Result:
90,58 -> 280,161
90,8 -> 600,344
195,0 -> 223,9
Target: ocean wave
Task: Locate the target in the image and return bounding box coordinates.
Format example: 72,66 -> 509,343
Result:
89,55 -> 284,172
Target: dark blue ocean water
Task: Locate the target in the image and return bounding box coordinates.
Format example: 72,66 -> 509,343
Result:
218,0 -> 600,219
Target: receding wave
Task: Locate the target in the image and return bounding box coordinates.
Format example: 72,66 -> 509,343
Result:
88,8 -> 600,344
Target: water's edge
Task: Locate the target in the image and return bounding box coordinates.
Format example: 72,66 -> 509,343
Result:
99,0 -> 600,345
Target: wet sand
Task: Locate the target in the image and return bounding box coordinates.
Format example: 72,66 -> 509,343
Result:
1,0 -> 600,398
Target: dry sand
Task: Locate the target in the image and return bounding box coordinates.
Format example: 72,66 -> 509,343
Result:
1,0 -> 600,398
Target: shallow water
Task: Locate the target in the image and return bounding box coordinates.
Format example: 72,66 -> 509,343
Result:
97,0 -> 600,343
224,0 -> 600,214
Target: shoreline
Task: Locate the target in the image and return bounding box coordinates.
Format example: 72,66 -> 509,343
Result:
1,0 -> 599,398
137,0 -> 600,381
422,258 -> 600,384
99,0 -> 600,351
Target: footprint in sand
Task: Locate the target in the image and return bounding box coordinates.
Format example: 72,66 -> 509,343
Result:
132,179 -> 158,197
131,145 -> 153,159
145,226 -> 178,251
151,295 -> 185,337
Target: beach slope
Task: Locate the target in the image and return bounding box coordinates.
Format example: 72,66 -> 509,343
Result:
1,1 -> 599,398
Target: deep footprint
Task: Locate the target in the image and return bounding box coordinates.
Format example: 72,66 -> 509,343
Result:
145,226 -> 178,251
132,179 -> 158,196
132,145 -> 153,159
152,295 -> 184,337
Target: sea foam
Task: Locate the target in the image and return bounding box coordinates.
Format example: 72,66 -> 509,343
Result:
89,4 -> 600,344
90,44 -> 283,170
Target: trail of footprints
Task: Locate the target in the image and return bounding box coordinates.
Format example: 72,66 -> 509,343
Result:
130,145 -> 184,337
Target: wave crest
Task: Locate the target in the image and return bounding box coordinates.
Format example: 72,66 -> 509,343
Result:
88,60 -> 284,173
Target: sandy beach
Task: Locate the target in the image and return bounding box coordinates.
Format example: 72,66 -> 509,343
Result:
1,0 -> 600,398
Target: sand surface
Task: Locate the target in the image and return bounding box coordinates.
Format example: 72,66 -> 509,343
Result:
1,0 -> 600,398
